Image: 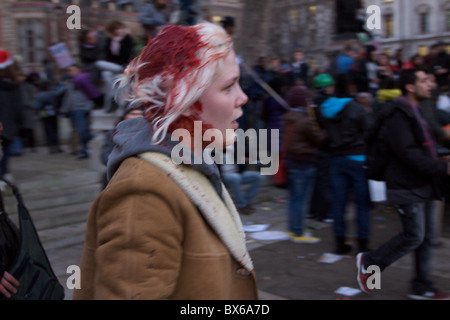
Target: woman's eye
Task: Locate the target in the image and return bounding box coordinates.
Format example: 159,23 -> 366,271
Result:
224,82 -> 235,91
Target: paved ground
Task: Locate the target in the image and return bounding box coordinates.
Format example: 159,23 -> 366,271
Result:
4,145 -> 450,301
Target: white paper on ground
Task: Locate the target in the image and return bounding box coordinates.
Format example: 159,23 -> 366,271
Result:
318,253 -> 344,264
243,224 -> 270,232
334,286 -> 362,296
249,231 -> 291,241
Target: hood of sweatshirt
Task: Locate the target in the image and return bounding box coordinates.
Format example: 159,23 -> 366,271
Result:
106,116 -> 223,197
320,97 -> 353,119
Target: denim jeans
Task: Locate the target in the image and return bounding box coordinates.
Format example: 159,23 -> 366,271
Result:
364,201 -> 437,293
69,110 -> 92,156
286,167 -> 317,236
329,156 -> 371,240
222,171 -> 262,209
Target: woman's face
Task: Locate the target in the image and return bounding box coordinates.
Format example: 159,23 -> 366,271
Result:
197,50 -> 248,147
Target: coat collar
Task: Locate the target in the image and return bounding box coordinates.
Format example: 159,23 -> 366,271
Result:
138,152 -> 254,272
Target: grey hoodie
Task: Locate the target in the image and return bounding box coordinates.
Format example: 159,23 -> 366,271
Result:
106,117 -> 223,197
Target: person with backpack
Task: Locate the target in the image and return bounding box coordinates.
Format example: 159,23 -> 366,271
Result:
313,73 -> 372,255
357,68 -> 450,300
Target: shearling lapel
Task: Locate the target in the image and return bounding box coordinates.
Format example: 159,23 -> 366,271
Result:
138,152 -> 254,272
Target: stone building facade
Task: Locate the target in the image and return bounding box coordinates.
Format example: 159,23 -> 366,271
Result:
1,0 -> 369,75
0,0 -> 145,73
238,0 -> 364,74
363,0 -> 450,60
0,0 -> 247,74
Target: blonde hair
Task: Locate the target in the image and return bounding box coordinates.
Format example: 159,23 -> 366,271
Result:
114,22 -> 233,144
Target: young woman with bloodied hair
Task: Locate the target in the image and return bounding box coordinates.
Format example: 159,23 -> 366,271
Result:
73,22 -> 257,300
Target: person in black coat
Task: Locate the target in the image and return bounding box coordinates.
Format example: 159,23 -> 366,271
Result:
0,51 -> 24,182
95,20 -> 134,112
288,49 -> 309,87
356,68 -> 450,299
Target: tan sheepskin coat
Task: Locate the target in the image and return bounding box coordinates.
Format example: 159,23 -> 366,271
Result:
73,152 -> 258,300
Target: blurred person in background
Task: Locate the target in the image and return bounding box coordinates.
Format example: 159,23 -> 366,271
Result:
282,84 -> 327,243
32,80 -> 66,154
357,68 -> 450,300
0,50 -> 24,186
95,20 -> 134,112
314,73 -> 372,255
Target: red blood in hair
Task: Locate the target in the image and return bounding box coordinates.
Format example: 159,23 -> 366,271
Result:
137,25 -> 206,84
168,101 -> 214,149
136,25 -> 221,149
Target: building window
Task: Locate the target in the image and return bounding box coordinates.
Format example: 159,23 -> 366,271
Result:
446,10 -> 450,31
290,9 -> 299,20
418,45 -> 428,56
420,12 -> 429,33
384,14 -> 393,38
310,29 -> 317,46
335,0 -> 364,34
17,20 -> 46,64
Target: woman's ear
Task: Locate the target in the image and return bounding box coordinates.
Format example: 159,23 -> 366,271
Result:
181,101 -> 203,118
181,108 -> 193,117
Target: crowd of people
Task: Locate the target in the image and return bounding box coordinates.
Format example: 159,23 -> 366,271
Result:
1,8 -> 450,299
238,40 -> 450,231
235,39 -> 450,299
0,17 -> 141,191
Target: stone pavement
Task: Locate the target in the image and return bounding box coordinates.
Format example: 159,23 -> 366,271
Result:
4,145 -> 450,300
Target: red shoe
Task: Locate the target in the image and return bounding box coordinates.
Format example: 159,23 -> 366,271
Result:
356,252 -> 372,294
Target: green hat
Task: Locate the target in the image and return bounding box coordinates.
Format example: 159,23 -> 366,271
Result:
314,74 -> 335,88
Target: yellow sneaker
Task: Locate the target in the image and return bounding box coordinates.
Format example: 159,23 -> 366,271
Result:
290,234 -> 321,244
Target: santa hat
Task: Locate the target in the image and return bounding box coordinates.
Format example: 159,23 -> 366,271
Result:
0,50 -> 14,69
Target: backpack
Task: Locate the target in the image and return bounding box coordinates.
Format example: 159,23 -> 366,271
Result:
364,107 -> 392,181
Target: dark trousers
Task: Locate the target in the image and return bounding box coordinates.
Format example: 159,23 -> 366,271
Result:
41,116 -> 60,147
309,150 -> 332,221
20,128 -> 36,149
1,138 -> 12,176
364,201 -> 437,294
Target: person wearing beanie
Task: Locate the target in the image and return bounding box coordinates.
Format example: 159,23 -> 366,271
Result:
313,73 -> 372,255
